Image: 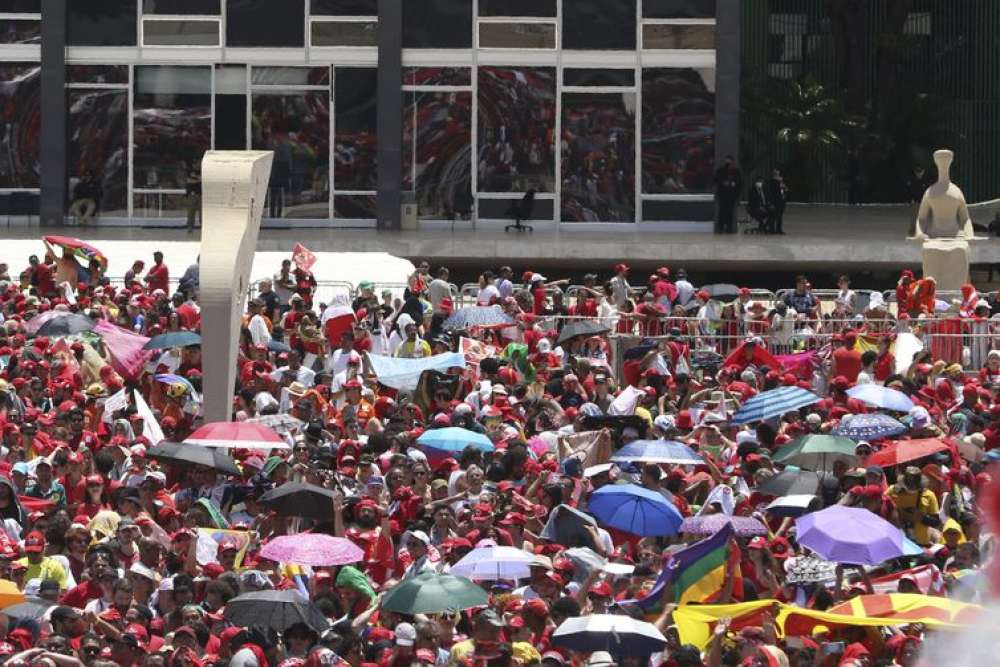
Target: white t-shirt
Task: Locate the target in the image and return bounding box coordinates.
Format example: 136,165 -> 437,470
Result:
477,284 -> 500,306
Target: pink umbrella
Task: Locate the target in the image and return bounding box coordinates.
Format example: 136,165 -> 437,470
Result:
185,421 -> 290,450
259,534 -> 364,567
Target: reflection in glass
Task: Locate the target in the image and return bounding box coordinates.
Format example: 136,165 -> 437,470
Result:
312,21 -> 377,46
133,66 -> 211,191
403,0 -> 472,48
252,93 -> 330,219
4,1 -> 41,11
68,0 -> 138,46
143,19 -> 220,45
132,192 -> 190,219
143,0 -> 221,13
0,64 -> 40,189
642,24 -> 715,49
403,92 -> 473,219
68,66 -> 129,85
311,0 -> 377,15
68,90 -> 128,215
479,23 -> 555,49
479,0 -> 555,16
334,194 -> 377,220
564,69 -> 635,87
335,68 -> 377,191
478,66 -> 555,193
226,0 -> 305,47
252,67 -> 329,86
562,0 -> 636,50
641,68 -> 715,194
643,0 -> 716,18
403,67 -> 471,87
560,93 -> 636,222
0,21 -> 40,44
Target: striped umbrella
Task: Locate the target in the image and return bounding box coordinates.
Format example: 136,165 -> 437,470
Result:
610,440 -> 703,465
679,514 -> 768,537
443,306 -> 515,330
731,386 -> 821,424
832,413 -> 907,441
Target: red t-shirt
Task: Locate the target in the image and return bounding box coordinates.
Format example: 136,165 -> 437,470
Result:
832,347 -> 863,383
146,263 -> 169,293
34,264 -> 56,297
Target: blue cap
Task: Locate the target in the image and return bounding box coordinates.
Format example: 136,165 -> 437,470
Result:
11,462 -> 29,475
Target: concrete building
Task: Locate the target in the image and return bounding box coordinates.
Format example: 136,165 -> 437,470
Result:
6,0 -> 739,233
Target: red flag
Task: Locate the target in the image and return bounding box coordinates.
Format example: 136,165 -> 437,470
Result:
292,243 -> 317,272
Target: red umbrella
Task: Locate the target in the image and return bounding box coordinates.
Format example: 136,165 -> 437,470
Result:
865,438 -> 950,468
185,421 -> 289,450
42,235 -> 108,270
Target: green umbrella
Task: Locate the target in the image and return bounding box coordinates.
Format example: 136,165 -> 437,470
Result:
773,434 -> 859,471
380,571 -> 489,615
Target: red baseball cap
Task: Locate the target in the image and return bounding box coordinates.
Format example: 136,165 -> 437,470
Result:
24,531 -> 45,554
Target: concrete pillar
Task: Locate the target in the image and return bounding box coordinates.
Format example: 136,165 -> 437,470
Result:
40,0 -> 67,226
199,151 -> 273,423
376,0 -> 403,230
715,0 -> 741,163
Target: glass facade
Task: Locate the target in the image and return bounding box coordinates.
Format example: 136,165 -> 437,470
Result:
12,0 -> 718,226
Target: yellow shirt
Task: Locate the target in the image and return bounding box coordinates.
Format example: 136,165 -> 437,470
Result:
17,556 -> 68,590
887,486 -> 939,546
450,640 -> 539,664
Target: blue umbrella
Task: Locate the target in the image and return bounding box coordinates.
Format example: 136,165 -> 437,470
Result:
831,413 -> 907,441
155,374 -> 197,396
846,384 -> 914,413
416,427 -> 494,454
588,483 -> 683,537
443,307 -> 515,330
143,331 -> 202,350
731,386 -> 821,425
610,440 -> 703,465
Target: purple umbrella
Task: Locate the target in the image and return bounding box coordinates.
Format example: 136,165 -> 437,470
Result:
680,514 -> 768,537
795,506 -> 906,566
259,534 -> 364,567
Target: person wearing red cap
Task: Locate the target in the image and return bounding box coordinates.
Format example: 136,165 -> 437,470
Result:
19,530 -> 68,590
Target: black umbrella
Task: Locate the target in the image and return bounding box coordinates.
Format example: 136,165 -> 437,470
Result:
224,589 -> 329,633
540,504 -> 600,550
36,314 -> 95,337
259,482 -> 337,520
702,283 -> 741,302
2,597 -> 54,621
146,443 -> 240,476
756,470 -> 822,497
558,320 -> 611,344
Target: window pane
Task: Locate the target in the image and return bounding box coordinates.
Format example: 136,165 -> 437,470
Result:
564,69 -> 635,87
478,197 -> 553,220
403,67 -> 471,87
68,65 -> 129,85
68,90 -> 128,216
226,0 -> 305,47
133,66 -> 211,190
643,24 -> 714,49
478,66 -> 555,193
252,67 -> 330,86
0,64 -> 40,189
133,192 -> 190,219
252,93 -> 331,218
563,0 -> 636,50
403,0 -> 472,48
3,1 -> 41,12
0,20 -> 40,45
144,19 -> 220,45
561,93 -> 636,222
641,68 -> 715,194
311,0 -> 376,15
334,194 -> 376,220
479,0 -> 555,17
68,0 -> 138,46
142,0 -> 221,14
643,0 -> 716,18
335,68 -> 377,191
403,91 -> 472,219
312,21 -> 377,46
479,23 -> 555,49
642,199 -> 713,221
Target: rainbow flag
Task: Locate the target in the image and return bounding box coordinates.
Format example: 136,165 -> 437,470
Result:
628,523 -> 737,614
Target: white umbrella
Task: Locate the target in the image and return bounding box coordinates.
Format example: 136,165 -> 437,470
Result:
449,545 -> 534,581
552,614 -> 667,656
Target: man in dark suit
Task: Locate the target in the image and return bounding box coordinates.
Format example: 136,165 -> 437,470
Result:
714,155 -> 743,234
766,168 -> 789,234
747,175 -> 770,233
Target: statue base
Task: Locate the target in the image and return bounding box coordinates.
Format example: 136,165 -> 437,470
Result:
921,238 -> 969,291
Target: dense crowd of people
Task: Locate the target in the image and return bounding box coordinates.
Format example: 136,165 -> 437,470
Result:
0,240 -> 997,667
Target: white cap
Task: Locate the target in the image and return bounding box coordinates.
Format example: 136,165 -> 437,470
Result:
395,622 -> 416,647
531,273 -> 547,282
408,530 -> 431,546
130,561 -> 159,582
584,463 -> 615,478
586,652 -> 616,667
735,431 -> 758,446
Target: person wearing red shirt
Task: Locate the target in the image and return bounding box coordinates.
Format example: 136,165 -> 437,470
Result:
144,251 -> 169,294
27,255 -> 57,298
874,336 -> 896,383
60,451 -> 88,509
831,331 -> 863,383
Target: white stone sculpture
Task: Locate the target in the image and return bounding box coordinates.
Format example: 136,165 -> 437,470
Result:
910,149 -> 981,291
199,151 -> 273,422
